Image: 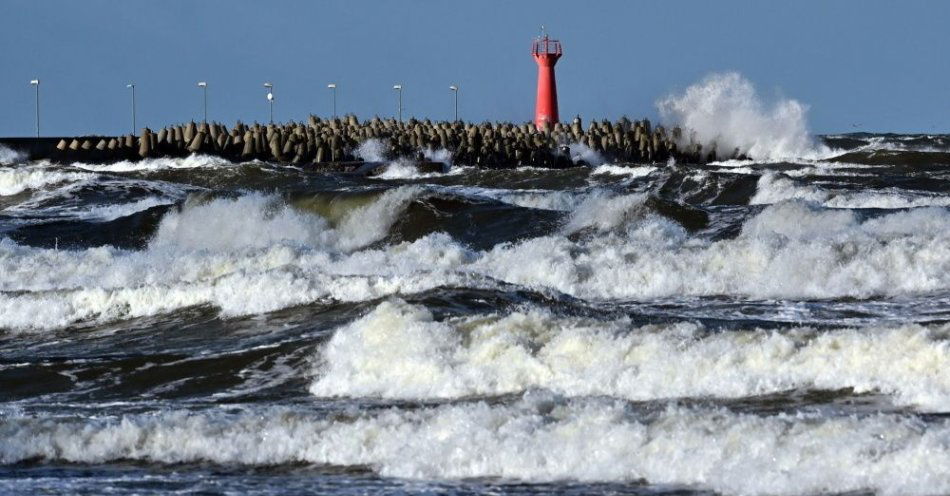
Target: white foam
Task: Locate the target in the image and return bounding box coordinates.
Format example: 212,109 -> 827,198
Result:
493,189 -> 588,211
590,164 -> 656,178
375,158 -> 455,180
0,187 -> 443,332
354,138 -> 387,162
478,198 -> 950,300
2,174 -> 192,222
150,193 -> 336,252
848,135 -> 950,154
82,196 -> 177,222
72,154 -> 234,172
2,399 -> 948,495
153,187 -> 423,253
311,299 -> 950,410
440,185 -> 587,212
375,160 -> 427,180
657,72 -> 832,161
422,147 -> 454,168
0,144 -> 27,165
561,191 -> 656,234
568,143 -> 606,166
3,191 -> 950,332
0,166 -> 94,196
751,172 -> 950,208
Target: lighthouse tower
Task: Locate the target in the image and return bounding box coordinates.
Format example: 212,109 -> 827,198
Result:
532,30 -> 562,130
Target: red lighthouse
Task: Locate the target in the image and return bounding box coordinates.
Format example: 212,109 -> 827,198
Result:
532,31 -> 562,130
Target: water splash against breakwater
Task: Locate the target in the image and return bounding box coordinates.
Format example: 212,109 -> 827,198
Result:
658,72 -> 831,161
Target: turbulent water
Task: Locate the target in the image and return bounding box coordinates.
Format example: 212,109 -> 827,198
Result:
1,132 -> 949,495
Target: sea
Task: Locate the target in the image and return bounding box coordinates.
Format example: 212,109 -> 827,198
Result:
0,130 -> 948,495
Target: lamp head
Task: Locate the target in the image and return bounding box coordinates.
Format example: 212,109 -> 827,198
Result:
198,82 -> 207,87
30,79 -> 39,86
393,84 -> 402,90
327,83 -> 336,89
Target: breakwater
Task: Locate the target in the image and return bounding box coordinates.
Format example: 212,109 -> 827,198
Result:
0,115 -> 737,168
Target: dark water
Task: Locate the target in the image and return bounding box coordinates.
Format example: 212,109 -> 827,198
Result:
0,133 -> 949,495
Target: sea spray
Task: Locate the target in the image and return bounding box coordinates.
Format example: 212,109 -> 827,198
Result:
0,144 -> 26,165
568,142 -> 606,166
354,138 -> 388,162
657,72 -> 830,161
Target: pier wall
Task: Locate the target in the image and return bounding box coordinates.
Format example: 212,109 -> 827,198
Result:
0,116 -> 733,168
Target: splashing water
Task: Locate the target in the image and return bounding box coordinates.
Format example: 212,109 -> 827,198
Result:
0,144 -> 26,165
657,72 -> 830,161
568,143 -> 606,166
354,138 -> 388,162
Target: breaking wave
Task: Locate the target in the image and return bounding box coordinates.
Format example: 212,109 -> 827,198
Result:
0,166 -> 93,196
72,154 -> 235,172
311,299 -> 950,410
0,187 -> 430,331
751,172 -> 950,209
590,164 -> 656,178
2,188 -> 950,332
0,144 -> 26,165
2,398 -> 948,495
658,72 -> 831,161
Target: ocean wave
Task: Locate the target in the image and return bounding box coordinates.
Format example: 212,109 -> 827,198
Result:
851,135 -> 950,154
0,187 -> 454,331
311,299 -> 950,409
436,185 -> 588,212
657,72 -> 832,161
2,398 -> 948,495
0,144 -> 26,165
590,164 -> 657,178
374,158 -> 454,180
0,166 -> 94,197
2,191 -> 950,331
480,198 -> 950,299
751,172 -> 950,208
72,154 -> 235,172
2,175 -> 192,223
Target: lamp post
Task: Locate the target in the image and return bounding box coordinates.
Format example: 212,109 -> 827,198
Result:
327,83 -> 337,118
29,79 -> 40,137
449,85 -> 459,122
392,84 -> 402,122
264,82 -> 274,124
197,82 -> 207,123
126,83 -> 136,133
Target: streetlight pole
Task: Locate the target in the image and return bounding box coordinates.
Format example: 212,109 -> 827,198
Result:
327,83 -> 337,118
30,79 -> 40,137
449,85 -> 459,122
127,83 -> 136,133
393,84 -> 402,122
197,82 -> 207,122
264,82 -> 274,124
